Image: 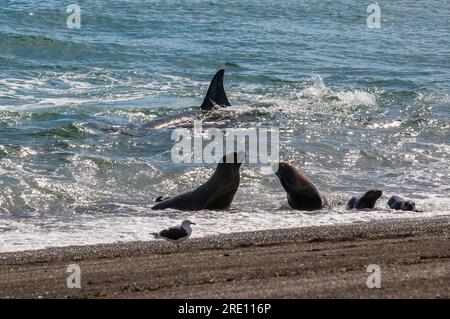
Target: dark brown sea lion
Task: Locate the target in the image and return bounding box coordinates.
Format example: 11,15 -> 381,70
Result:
274,162 -> 327,211
152,152 -> 243,211
347,190 -> 382,209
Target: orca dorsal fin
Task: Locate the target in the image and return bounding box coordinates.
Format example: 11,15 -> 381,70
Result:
201,69 -> 231,111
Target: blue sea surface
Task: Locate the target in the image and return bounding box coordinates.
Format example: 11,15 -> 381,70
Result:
0,0 -> 449,251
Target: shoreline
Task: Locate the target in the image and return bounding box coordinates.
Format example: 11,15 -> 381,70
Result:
0,216 -> 449,298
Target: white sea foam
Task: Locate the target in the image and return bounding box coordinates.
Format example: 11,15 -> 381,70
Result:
0,205 -> 449,253
294,75 -> 377,106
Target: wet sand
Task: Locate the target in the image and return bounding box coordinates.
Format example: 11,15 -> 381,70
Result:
0,217 -> 449,299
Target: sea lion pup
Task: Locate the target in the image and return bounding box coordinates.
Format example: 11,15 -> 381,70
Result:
152,152 -> 243,211
274,162 -> 327,211
347,190 -> 382,210
387,196 -> 416,211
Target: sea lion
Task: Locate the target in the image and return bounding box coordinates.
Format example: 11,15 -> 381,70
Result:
387,196 -> 416,211
152,152 -> 243,211
347,190 -> 382,210
274,162 -> 327,211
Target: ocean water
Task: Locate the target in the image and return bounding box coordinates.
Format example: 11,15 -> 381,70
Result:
0,0 -> 449,252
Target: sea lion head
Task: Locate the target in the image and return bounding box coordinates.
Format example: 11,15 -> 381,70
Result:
219,151 -> 245,167
274,162 -> 301,189
365,189 -> 383,199
212,151 -> 244,187
355,190 -> 383,209
401,200 -> 415,211
274,162 -> 291,177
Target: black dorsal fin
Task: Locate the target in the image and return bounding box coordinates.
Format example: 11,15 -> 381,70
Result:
200,69 -> 231,111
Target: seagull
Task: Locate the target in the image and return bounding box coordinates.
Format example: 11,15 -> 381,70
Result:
153,220 -> 196,245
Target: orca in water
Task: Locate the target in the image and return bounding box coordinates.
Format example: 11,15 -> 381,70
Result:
141,69 -> 232,129
200,69 -> 231,110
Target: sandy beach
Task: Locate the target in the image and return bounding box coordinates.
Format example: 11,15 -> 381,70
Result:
0,217 -> 449,299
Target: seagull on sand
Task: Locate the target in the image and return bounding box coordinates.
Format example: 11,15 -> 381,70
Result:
153,220 -> 196,245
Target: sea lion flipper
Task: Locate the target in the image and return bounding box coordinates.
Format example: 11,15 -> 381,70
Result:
200,69 -> 231,111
